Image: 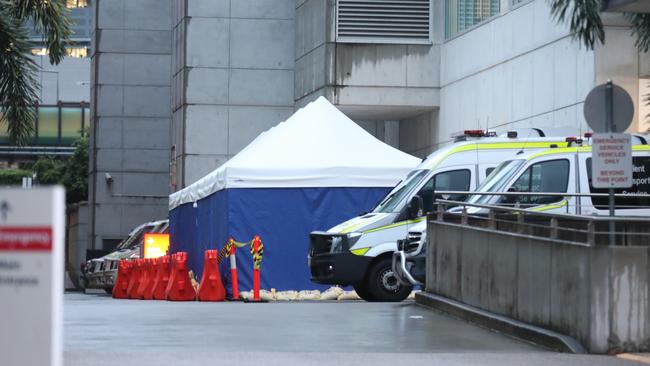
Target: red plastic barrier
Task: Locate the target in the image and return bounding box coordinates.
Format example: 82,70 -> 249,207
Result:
142,258 -> 159,300
151,255 -> 171,300
135,258 -> 154,299
197,250 -> 226,302
165,252 -> 196,301
112,260 -> 132,299
126,259 -> 144,299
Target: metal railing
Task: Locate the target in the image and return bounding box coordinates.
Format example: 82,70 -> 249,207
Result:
429,191 -> 650,246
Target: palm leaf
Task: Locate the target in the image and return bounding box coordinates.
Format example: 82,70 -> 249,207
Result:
0,7 -> 38,146
549,0 -> 605,49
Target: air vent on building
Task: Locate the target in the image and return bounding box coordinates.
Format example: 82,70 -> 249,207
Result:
336,0 -> 432,44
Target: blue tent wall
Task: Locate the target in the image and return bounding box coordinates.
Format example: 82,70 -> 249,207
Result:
169,187 -> 389,292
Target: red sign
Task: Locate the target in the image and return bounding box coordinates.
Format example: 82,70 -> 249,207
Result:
0,227 -> 52,251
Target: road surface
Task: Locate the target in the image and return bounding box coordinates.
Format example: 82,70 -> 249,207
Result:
64,293 -> 643,366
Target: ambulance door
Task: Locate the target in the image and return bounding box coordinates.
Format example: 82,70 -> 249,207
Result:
502,156 -> 575,214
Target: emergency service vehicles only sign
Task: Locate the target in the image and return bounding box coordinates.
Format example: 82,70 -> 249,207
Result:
592,133 -> 633,188
0,187 -> 64,366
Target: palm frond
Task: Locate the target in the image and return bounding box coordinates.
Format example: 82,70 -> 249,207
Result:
0,7 -> 39,146
549,0 -> 605,49
6,0 -> 72,65
626,13 -> 650,53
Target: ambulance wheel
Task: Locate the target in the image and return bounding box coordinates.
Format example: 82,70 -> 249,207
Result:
367,258 -> 412,302
353,282 -> 375,302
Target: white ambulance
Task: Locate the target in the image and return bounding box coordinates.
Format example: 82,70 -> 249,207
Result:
392,135 -> 650,289
464,137 -> 650,215
308,129 -> 574,302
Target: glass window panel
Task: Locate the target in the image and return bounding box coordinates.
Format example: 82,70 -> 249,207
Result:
37,107 -> 59,145
61,107 -> 82,144
445,0 -> 500,38
0,112 -> 8,144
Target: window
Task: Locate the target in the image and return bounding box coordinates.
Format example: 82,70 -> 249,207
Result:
61,108 -> 82,144
66,0 -> 88,8
336,0 -> 432,44
587,157 -> 650,210
416,169 -> 471,213
445,0 -> 500,38
485,167 -> 495,177
374,170 -> 429,213
506,159 -> 569,206
38,107 -> 59,144
31,46 -> 88,58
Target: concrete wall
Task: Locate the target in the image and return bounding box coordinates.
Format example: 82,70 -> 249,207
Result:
294,0 -> 439,154
434,0 -> 595,151
425,219 -> 650,353
89,0 -> 172,249
171,0 -> 296,189
66,202 -> 88,289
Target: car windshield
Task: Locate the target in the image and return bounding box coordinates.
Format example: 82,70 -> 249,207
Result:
115,226 -> 151,250
466,159 -> 525,205
373,169 -> 430,213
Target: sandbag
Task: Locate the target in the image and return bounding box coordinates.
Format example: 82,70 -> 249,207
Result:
297,290 -> 321,301
320,286 -> 344,301
337,290 -> 361,301
275,290 -> 298,301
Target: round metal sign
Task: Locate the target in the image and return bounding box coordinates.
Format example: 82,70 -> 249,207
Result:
583,82 -> 634,133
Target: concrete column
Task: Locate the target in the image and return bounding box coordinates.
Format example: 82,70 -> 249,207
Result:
383,121 -> 400,149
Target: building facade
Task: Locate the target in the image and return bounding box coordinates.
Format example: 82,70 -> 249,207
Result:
89,0 -> 649,249
0,0 -> 91,165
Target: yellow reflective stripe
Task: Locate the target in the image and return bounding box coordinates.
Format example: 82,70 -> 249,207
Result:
530,199 -> 568,211
424,141 -> 569,170
363,217 -> 426,234
350,247 -> 370,256
527,144 -> 650,160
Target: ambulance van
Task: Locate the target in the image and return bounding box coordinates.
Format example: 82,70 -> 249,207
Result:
464,137 -> 650,215
392,135 -> 650,289
308,129 -> 574,302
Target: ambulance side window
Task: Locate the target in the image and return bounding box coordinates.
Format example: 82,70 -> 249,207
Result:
508,159 -> 569,206
416,169 -> 471,213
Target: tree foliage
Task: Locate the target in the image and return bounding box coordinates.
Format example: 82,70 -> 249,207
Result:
3,133 -> 88,203
549,0 -> 650,51
0,0 -> 71,146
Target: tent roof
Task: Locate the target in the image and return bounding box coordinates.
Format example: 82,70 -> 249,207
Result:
169,97 -> 420,210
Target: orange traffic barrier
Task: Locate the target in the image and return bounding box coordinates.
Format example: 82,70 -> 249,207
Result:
151,255 -> 171,300
126,259 -> 144,299
112,260 -> 132,299
165,252 -> 196,301
142,258 -> 159,300
197,250 -> 226,302
135,258 -> 154,299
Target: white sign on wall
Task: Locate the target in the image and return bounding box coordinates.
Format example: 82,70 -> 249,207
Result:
0,187 -> 65,366
592,133 -> 633,188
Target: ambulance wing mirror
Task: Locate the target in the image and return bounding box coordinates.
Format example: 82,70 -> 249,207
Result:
407,195 -> 424,219
504,187 -> 521,205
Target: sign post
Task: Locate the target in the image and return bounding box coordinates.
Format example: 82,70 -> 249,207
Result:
0,187 -> 65,366
584,80 -> 634,245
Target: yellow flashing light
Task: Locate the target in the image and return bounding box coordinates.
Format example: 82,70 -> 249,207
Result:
143,233 -> 170,259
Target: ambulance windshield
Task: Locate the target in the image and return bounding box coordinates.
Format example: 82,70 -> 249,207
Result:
373,170 -> 429,213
